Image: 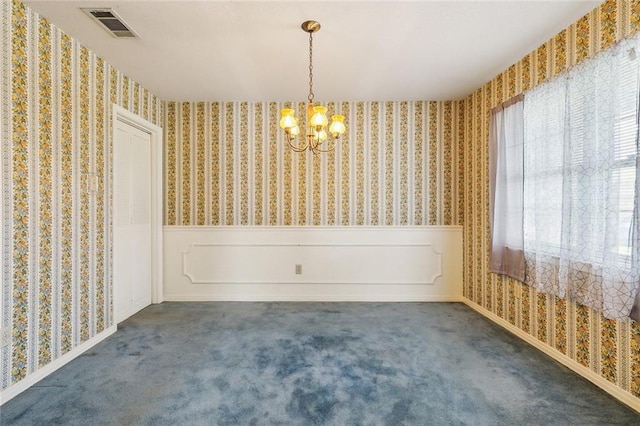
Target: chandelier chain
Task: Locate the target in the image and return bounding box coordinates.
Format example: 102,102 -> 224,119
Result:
308,31 -> 314,103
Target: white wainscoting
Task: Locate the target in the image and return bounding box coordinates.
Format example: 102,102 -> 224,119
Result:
163,226 -> 463,301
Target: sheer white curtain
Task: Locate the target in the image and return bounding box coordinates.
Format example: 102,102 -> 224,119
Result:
490,96 -> 525,281
523,32 -> 640,319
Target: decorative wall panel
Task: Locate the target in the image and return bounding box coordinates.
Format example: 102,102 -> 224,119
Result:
0,0 -> 162,392
164,101 -> 462,227
182,243 -> 442,285
461,0 -> 640,402
164,226 -> 462,302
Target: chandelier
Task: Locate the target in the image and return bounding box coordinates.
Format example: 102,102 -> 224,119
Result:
279,20 -> 346,154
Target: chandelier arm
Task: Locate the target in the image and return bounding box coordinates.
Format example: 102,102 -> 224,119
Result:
286,134 -> 309,152
311,137 -> 338,154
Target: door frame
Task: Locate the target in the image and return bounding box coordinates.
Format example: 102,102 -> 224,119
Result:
111,104 -> 163,319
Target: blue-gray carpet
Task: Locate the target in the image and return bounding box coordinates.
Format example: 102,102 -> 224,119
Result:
1,302 -> 639,425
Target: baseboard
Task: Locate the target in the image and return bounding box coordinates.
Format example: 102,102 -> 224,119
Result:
462,299 -> 640,413
0,325 -> 117,406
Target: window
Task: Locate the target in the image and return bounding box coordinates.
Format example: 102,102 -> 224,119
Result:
492,31 -> 640,320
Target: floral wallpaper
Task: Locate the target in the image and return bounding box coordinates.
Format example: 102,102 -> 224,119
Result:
0,0 -> 162,391
3,0 -> 640,411
461,0 -> 640,400
164,100 -> 463,227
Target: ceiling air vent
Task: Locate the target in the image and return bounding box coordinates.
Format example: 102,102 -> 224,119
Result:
82,8 -> 138,38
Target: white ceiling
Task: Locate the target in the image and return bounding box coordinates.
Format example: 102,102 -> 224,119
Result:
24,0 -> 602,102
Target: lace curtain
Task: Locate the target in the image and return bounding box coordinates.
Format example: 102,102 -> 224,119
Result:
523,32 -> 640,319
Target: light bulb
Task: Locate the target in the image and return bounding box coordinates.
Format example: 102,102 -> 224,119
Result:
313,129 -> 327,141
279,109 -> 297,130
310,106 -> 329,129
329,114 -> 346,137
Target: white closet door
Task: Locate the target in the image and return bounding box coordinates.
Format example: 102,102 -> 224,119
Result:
114,120 -> 152,324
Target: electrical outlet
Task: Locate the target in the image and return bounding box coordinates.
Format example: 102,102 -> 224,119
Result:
295,264 -> 302,275
0,327 -> 10,348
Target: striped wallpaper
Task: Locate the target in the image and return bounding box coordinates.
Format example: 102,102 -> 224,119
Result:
461,0 -> 640,400
164,101 -> 463,227
0,0 -> 162,391
3,0 -> 640,411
